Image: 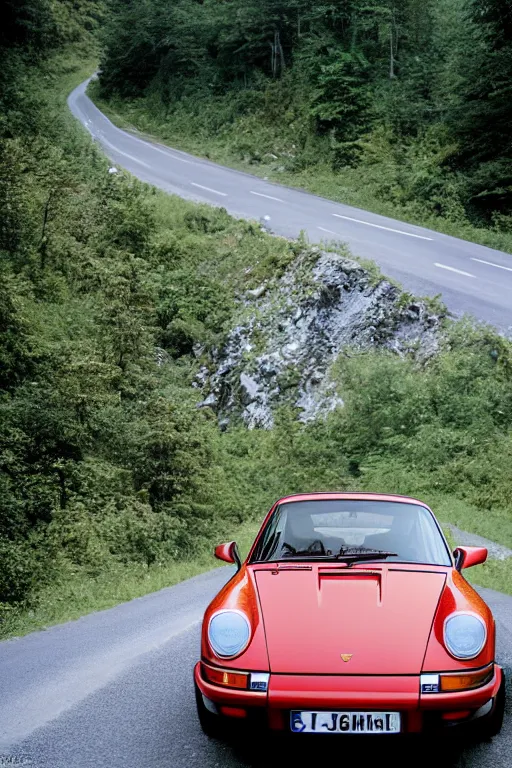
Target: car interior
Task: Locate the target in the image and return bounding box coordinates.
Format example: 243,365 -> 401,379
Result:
285,508 -> 422,561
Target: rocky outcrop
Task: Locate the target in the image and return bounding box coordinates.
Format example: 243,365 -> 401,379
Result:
195,249 -> 445,429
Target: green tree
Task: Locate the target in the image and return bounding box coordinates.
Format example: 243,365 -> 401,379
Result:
451,0 -> 512,220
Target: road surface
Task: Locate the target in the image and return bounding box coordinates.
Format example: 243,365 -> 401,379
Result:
0,567 -> 510,768
68,78 -> 512,332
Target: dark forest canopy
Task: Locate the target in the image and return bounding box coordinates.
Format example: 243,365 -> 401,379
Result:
99,0 -> 512,225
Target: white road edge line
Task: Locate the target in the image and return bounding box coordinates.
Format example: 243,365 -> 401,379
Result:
191,182 -> 227,197
471,257 -> 512,273
332,213 -> 433,240
100,137 -> 152,169
435,263 -> 476,278
250,191 -> 284,203
148,143 -> 194,164
318,226 -> 343,237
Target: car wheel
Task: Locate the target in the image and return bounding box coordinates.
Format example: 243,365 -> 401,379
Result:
195,684 -> 226,739
478,671 -> 506,741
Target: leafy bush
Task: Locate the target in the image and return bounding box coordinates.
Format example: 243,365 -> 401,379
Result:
0,538 -> 41,605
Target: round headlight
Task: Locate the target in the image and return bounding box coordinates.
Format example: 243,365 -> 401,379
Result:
444,612 -> 487,659
208,610 -> 251,658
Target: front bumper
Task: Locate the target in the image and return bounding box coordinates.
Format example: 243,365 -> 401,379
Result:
194,662 -> 503,734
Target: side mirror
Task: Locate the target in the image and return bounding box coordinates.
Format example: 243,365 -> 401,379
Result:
453,546 -> 487,571
214,541 -> 242,570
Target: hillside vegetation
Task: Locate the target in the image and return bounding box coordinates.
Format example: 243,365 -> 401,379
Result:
1,1 -> 512,638
95,0 -> 512,252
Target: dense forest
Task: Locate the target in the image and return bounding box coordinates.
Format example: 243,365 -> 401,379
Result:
98,0 -> 512,238
2,0 -> 512,635
0,0 -> 257,623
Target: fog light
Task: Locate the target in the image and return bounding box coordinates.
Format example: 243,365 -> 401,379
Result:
442,710 -> 472,721
220,706 -> 247,718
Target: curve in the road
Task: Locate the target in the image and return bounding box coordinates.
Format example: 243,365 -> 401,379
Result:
68,78 -> 512,332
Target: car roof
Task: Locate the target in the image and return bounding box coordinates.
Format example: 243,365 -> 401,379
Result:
275,492 -> 431,511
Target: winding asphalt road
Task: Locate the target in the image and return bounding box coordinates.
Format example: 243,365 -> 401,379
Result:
67,78 -> 512,332
0,567 -> 511,768
1,80 -> 510,768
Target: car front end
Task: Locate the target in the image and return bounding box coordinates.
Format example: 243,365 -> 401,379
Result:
195,658 -> 503,735
195,494 -> 506,741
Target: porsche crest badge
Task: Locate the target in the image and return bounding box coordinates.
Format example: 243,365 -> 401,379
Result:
340,654 -> 353,662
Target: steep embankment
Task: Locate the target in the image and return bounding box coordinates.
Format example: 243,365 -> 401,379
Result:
198,249 -> 443,428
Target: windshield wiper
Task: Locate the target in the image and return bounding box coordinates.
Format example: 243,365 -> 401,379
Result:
338,551 -> 397,566
337,546 -> 397,560
275,544 -> 397,564
276,551 -> 397,563
335,546 -> 396,565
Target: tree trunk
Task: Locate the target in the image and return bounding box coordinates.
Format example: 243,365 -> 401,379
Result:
389,24 -> 395,78
57,467 -> 67,509
277,31 -> 286,72
270,39 -> 276,77
39,190 -> 54,269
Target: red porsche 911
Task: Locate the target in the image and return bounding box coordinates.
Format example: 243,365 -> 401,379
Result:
194,493 -> 505,740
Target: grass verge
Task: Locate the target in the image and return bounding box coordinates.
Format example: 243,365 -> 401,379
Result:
1,518 -> 260,640
441,525 -> 512,596
464,560 -> 512,595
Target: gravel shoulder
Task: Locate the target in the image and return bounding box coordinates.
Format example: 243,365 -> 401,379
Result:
446,524 -> 512,561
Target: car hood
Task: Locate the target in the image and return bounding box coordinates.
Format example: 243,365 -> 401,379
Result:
254,565 -> 446,675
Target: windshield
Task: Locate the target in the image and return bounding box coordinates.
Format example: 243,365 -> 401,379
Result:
250,499 -> 452,566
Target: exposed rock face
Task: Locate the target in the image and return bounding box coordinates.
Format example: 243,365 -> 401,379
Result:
197,250 -> 444,429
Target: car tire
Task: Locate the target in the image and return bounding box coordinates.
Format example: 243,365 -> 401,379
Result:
195,683 -> 226,739
478,671 -> 506,741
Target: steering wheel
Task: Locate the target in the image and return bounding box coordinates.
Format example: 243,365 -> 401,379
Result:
306,539 -> 326,555
281,540 -> 327,556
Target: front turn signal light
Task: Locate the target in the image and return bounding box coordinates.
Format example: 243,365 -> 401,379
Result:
440,664 -> 494,693
202,664 -> 249,690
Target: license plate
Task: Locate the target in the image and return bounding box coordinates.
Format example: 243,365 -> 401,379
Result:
290,710 -> 401,734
